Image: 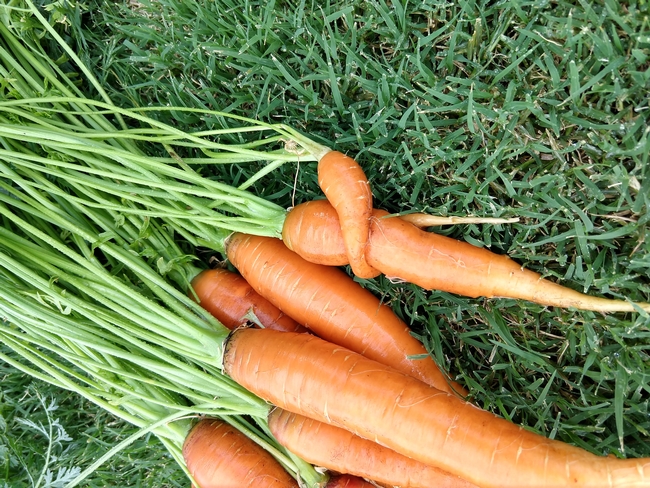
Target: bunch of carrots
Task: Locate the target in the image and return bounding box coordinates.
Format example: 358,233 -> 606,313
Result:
184,149 -> 650,488
0,7 -> 647,486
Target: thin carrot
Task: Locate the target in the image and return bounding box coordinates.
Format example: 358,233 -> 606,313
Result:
226,232 -> 466,397
268,408 -> 478,488
317,150 -> 379,279
182,418 -> 298,488
283,200 -> 650,313
189,268 -> 307,332
225,328 -> 650,488
400,213 -> 520,226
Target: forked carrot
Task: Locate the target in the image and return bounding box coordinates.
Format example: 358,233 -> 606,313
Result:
224,328 -> 650,488
189,268 -> 307,332
182,418 -> 298,488
268,408 -> 478,488
317,150 -> 379,279
283,200 -> 650,313
226,233 -> 466,397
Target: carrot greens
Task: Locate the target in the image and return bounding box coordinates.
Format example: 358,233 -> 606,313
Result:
0,159 -> 326,486
0,3 -> 329,486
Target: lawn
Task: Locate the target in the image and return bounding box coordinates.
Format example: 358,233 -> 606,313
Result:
1,0 -> 649,485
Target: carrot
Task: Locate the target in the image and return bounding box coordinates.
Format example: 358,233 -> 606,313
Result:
283,200 -> 650,313
268,408 -> 478,488
182,418 -> 298,488
282,200 -> 518,264
189,268 -> 307,333
226,232 -> 466,397
400,213 -> 520,227
224,328 -> 650,488
317,150 -> 378,279
282,200 -> 348,267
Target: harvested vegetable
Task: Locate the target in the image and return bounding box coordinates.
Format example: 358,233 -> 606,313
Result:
0,12 -> 326,485
226,232 -> 466,396
190,268 -> 307,332
283,200 -> 650,313
225,328 -> 650,488
317,150 -> 378,279
183,418 -> 298,488
268,408 -> 477,488
1,6 -> 648,487
400,213 -> 520,226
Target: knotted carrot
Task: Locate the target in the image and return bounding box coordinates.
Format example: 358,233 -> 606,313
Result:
182,418 -> 298,488
226,233 -> 466,397
189,268 -> 307,332
224,328 -> 650,488
317,150 -> 378,279
268,408 -> 478,488
283,200 -> 650,313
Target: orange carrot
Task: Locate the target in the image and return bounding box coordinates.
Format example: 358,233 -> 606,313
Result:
317,151 -> 378,279
283,200 -> 650,313
182,418 -> 298,488
226,232 -> 466,397
282,201 -> 518,263
268,408 -> 478,488
282,200 -> 348,267
189,268 -> 307,332
224,328 -> 650,488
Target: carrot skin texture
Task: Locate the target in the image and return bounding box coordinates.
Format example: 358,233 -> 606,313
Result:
326,474 -> 376,488
317,151 -> 379,279
190,268 -> 307,333
226,233 -> 466,396
225,329 -> 650,488
284,200 -> 650,313
268,408 -> 478,488
366,212 -> 650,312
282,200 -> 440,263
283,200 -> 348,267
182,418 -> 298,488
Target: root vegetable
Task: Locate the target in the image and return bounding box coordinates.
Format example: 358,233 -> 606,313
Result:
183,418 -> 298,488
283,200 -> 650,313
224,328 -> 650,488
189,268 -> 307,332
226,233 -> 466,396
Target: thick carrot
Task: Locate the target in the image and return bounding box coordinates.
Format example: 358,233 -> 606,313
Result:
225,328 -> 650,488
283,200 -> 650,313
226,233 -> 466,397
189,268 -> 307,332
182,418 -> 298,488
282,200 -> 516,264
317,150 -> 378,279
282,201 -> 519,263
282,200 -> 347,267
268,408 -> 478,488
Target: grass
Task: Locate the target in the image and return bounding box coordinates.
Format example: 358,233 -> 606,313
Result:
0,347 -> 187,487
1,0 -> 649,484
